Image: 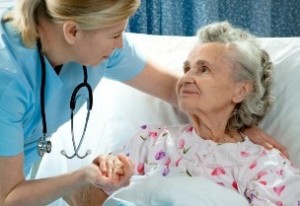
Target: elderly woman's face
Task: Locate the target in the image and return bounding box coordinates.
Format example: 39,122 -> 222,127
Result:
176,42 -> 239,115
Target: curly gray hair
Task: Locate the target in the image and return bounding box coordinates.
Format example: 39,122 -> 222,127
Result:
197,21 -> 273,130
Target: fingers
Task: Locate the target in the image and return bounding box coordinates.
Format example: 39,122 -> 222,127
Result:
258,131 -> 289,158
112,155 -> 133,187
117,154 -> 134,177
97,154 -> 131,178
244,126 -> 290,158
98,155 -> 121,178
265,138 -> 289,158
90,154 -> 134,191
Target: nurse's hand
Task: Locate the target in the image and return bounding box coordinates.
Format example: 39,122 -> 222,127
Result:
87,154 -> 134,191
63,154 -> 134,206
244,125 -> 289,158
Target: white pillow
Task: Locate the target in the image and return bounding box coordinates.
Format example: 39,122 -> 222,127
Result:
258,37 -> 300,168
103,171 -> 248,206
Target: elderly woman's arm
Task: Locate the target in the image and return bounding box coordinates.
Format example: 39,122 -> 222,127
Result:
125,60 -> 179,107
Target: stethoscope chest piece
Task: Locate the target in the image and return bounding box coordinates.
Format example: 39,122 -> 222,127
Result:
37,136 -> 52,157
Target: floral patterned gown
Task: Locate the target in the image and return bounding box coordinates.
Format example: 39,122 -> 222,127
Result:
117,124 -> 300,206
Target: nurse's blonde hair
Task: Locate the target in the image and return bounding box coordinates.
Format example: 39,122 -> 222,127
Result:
4,0 -> 140,48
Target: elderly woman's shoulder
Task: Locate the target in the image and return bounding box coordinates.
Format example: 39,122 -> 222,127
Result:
236,137 -> 293,168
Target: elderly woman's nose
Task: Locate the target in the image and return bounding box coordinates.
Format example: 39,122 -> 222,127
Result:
181,74 -> 195,84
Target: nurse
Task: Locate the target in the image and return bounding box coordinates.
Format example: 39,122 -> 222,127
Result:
0,0 -> 287,205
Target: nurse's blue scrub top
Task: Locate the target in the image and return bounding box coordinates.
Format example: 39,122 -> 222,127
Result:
0,10 -> 146,176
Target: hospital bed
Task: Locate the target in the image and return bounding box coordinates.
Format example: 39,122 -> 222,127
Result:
36,33 -> 300,205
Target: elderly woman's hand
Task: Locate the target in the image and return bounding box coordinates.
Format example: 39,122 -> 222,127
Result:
244,125 -> 289,158
88,154 -> 134,191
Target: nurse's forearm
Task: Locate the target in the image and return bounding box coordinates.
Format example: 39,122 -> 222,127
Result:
125,61 -> 180,107
4,169 -> 90,206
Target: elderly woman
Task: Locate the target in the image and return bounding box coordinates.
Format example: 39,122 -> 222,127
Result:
110,22 -> 300,205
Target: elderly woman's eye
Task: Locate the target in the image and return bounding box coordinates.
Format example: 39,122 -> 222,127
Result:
183,66 -> 190,73
199,66 -> 209,73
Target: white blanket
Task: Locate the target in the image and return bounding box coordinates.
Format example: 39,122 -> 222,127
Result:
103,171 -> 249,206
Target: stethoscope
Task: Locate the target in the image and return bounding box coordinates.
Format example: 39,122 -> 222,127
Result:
37,41 -> 93,159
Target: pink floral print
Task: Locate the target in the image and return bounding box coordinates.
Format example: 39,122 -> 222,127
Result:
211,167 -> 226,176
137,162 -> 144,174
273,185 -> 285,196
123,124 -> 300,205
178,139 -> 185,149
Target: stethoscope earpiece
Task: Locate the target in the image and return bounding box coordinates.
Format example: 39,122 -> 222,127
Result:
60,149 -> 92,159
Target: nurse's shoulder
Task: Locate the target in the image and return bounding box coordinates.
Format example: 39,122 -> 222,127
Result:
0,13 -> 38,84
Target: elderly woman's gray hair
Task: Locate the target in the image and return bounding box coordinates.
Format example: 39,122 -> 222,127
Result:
197,21 -> 273,130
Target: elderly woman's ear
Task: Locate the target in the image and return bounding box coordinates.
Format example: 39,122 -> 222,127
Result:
232,81 -> 253,103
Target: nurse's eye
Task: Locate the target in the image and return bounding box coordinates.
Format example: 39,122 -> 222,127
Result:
113,34 -> 121,39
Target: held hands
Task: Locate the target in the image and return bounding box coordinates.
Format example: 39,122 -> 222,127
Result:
244,125 -> 289,158
86,154 -> 134,191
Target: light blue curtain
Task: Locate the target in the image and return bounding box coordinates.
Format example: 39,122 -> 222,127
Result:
127,0 -> 300,37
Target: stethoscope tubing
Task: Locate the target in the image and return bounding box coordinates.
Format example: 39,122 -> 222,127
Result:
37,41 -> 93,159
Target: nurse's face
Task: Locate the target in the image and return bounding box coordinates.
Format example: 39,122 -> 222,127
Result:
74,20 -> 128,66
